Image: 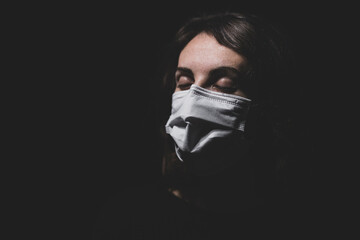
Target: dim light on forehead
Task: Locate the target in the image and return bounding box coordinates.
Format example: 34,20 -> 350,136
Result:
178,33 -> 247,71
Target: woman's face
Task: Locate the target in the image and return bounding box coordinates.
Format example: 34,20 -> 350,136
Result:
175,32 -> 249,98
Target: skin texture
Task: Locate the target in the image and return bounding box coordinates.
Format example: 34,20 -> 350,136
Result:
175,32 -> 249,98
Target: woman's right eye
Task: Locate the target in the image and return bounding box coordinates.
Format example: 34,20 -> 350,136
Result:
176,75 -> 193,90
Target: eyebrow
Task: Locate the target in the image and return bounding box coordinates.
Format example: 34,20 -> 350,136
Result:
176,66 -> 243,78
209,66 -> 243,78
175,67 -> 194,77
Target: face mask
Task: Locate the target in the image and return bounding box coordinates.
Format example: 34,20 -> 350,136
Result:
165,85 -> 252,176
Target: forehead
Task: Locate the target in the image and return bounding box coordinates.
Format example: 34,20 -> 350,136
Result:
178,33 -> 247,70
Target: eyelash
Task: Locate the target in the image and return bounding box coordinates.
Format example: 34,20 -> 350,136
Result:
176,75 -> 193,89
175,75 -> 237,93
178,83 -> 192,90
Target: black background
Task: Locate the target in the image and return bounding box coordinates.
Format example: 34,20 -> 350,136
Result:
10,1 -> 352,239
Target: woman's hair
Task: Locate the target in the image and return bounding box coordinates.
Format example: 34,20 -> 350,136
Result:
161,12 -> 294,104
157,11 -> 310,198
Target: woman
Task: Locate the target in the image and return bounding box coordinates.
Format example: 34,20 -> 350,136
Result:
160,11 -> 308,212
94,12 -> 312,239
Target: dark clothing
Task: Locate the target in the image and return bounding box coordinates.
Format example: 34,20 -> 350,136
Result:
93,182 -> 318,240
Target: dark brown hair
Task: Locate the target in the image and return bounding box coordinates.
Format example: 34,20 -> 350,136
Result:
157,11 -> 310,198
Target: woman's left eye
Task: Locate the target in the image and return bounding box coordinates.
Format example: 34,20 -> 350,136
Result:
211,78 -> 238,93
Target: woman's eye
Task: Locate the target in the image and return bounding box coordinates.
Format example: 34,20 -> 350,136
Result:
176,75 -> 193,90
211,78 -> 238,93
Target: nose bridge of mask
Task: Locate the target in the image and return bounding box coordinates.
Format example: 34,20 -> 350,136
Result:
175,85 -> 251,131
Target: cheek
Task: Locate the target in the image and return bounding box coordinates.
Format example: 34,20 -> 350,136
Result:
234,89 -> 248,98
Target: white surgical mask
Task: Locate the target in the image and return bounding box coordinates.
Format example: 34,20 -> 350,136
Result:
165,85 -> 252,176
